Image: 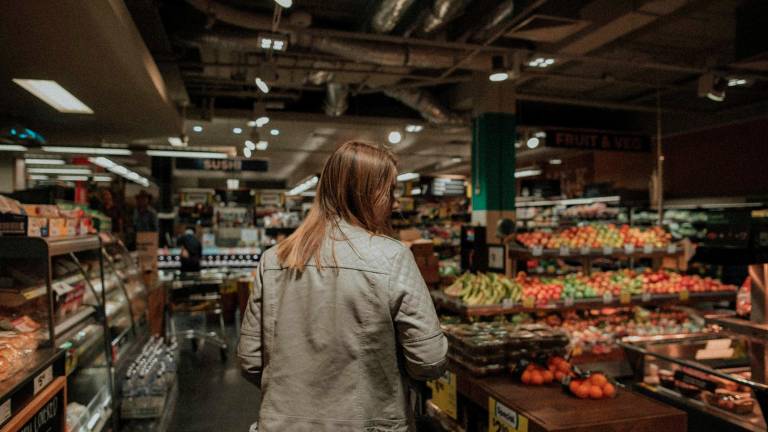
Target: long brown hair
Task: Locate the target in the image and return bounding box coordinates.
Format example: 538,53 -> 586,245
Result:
277,141 -> 398,271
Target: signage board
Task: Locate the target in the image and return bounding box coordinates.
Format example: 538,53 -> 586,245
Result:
176,158 -> 268,172
545,128 -> 651,152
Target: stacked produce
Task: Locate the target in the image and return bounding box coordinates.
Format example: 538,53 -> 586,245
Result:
516,224 -> 671,249
567,373 -> 616,400
443,270 -> 736,307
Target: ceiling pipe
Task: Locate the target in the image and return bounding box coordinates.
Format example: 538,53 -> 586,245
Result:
464,0 -> 514,41
324,83 -> 349,116
423,0 -> 472,34
384,88 -> 465,125
372,0 -> 418,33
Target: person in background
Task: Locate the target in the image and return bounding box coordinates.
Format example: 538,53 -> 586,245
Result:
177,226 -> 202,273
133,190 -> 158,232
238,141 -> 447,432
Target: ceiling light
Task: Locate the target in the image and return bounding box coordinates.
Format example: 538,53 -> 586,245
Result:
29,174 -> 49,180
526,137 -> 540,149
89,156 -> 116,169
58,175 -> 88,181
255,78 -> 270,94
451,157 -> 462,163
192,125 -> 204,133
89,157 -> 148,186
43,146 -> 131,155
0,144 -> 28,152
93,175 -> 112,182
256,116 -> 270,127
527,57 -> 555,68
274,0 -> 292,7
245,140 -> 256,150
698,73 -> 726,102
489,72 -> 509,82
411,187 -> 422,195
514,140 -> 522,149
515,168 -> 542,178
12,79 -> 93,114
405,124 -> 424,133
146,150 -> 228,159
25,158 -> 64,165
257,33 -> 289,51
244,147 -> 252,158
534,131 -> 546,138
489,55 -> 509,82
397,172 -> 419,182
388,131 -> 403,144
728,78 -> 748,87
232,127 -> 243,135
247,120 -> 257,127
227,179 -> 240,190
255,140 -> 269,151
549,159 -> 562,165
168,136 -> 185,147
270,129 -> 280,136
28,167 -> 91,175
287,175 -> 319,196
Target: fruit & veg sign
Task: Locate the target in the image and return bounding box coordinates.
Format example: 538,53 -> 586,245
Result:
546,128 -> 651,152
489,398 -> 528,432
427,371 -> 457,419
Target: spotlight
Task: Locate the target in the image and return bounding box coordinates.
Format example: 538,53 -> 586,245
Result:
698,73 -> 726,102
388,131 -> 402,144
526,137 -> 540,149
489,55 -> 509,82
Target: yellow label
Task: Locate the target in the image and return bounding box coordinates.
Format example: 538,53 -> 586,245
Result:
428,371 -> 457,419
679,289 -> 689,301
488,398 -> 528,432
522,296 -> 535,308
620,291 -> 631,304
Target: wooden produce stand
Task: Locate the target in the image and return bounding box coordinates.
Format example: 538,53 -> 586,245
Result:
444,364 -> 687,432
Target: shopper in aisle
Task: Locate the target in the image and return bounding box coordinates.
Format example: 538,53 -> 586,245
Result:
132,190 -> 158,232
177,226 -> 202,273
239,141 -> 447,432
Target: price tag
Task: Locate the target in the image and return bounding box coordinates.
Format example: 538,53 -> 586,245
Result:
579,247 -> 591,255
602,246 -> 614,255
623,244 -> 635,254
667,244 -> 677,254
522,296 -> 535,308
531,246 -> 543,256
679,290 -> 689,301
643,244 -> 653,254
0,399 -> 10,427
428,371 -> 457,419
641,292 -> 652,302
602,292 -> 614,304
563,297 -> 575,307
489,398 -> 529,432
559,246 -> 570,256
620,291 -> 631,304
502,298 -> 515,308
34,366 -> 53,395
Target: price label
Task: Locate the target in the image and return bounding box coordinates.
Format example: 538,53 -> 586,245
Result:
667,244 -> 677,254
623,244 -> 635,254
0,399 -> 10,427
531,246 -> 543,256
559,246 -> 570,256
641,292 -> 652,302
679,290 -> 690,301
564,297 -> 575,307
602,292 -> 614,304
522,296 -> 535,308
172,280 -> 183,289
502,298 -> 516,308
602,246 -> 614,255
489,398 -> 528,432
428,371 -> 457,419
579,247 -> 591,255
643,244 -> 653,254
34,366 -> 53,395
620,291 -> 632,304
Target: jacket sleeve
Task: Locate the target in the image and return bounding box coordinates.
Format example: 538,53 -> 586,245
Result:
238,260 -> 264,386
389,247 -> 448,381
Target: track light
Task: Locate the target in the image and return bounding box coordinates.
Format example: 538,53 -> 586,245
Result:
489,55 -> 509,82
698,73 -> 726,102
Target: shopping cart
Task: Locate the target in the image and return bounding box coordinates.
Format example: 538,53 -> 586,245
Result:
164,272 -> 229,361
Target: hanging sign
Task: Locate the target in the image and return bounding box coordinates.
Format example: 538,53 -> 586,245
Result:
488,398 -> 529,432
175,158 -> 268,172
546,129 -> 651,152
427,371 -> 457,419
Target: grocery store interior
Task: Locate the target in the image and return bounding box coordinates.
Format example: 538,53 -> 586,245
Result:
1,0 -> 767,431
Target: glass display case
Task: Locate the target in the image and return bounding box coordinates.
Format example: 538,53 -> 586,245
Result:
0,236 -> 113,432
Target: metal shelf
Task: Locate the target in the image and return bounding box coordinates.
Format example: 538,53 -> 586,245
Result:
54,306 -> 97,338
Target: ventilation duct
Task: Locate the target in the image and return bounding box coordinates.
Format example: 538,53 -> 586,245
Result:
470,0 -> 514,41
372,0 -> 417,33
324,83 -> 349,116
423,0 -> 472,34
384,89 -> 464,125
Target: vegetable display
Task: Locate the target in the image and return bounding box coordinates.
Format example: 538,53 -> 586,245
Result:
516,224 -> 671,249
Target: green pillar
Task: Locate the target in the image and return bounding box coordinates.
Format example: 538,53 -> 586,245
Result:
471,112 -> 516,233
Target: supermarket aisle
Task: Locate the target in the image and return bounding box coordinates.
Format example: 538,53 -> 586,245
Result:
168,326 -> 260,432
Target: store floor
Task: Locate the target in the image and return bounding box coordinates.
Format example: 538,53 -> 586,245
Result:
168,325 -> 261,432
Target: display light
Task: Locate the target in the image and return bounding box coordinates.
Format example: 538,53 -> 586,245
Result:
232,127 -> 243,135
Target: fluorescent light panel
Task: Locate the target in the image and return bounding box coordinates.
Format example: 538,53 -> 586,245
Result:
514,169 -> 542,178
397,172 -> 419,182
146,150 -> 228,159
25,158 -> 65,165
0,144 -> 28,151
58,175 -> 89,181
88,157 -> 148,187
28,167 -> 91,175
43,146 -> 132,155
287,176 -> 318,196
12,79 -> 94,114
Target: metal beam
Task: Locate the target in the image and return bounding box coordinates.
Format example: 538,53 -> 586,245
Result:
515,92 -> 696,113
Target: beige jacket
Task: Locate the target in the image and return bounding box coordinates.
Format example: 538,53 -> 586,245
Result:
238,221 -> 448,431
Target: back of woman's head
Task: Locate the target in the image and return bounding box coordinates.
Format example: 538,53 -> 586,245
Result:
277,141 -> 398,271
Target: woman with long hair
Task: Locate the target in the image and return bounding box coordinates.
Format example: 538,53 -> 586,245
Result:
238,141 -> 447,431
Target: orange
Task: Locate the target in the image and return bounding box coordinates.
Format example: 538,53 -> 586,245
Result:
530,370 -> 544,385
558,362 -> 572,374
589,385 -> 604,399
555,371 -> 564,381
603,383 -> 616,397
574,383 -> 590,399
542,370 -> 554,383
569,380 -> 581,394
521,370 -> 532,384
590,374 -> 608,387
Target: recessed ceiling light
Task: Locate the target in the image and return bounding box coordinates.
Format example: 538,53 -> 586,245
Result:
527,57 -> 555,68
232,127 -> 243,135
255,78 -> 270,94
270,129 -> 280,136
405,124 -> 424,133
12,79 -> 93,114
526,137 -> 540,149
25,158 -> 65,165
549,159 -> 562,165
388,131 -> 403,144
42,146 -> 131,155
192,125 -> 203,133
0,144 -> 28,152
245,140 -> 256,150
255,140 -> 269,151
243,147 -> 252,158
489,72 -> 509,82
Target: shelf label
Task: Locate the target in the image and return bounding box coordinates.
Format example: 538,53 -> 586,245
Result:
559,246 -> 570,256
34,366 -> 53,395
602,246 -> 614,255
579,247 -> 591,255
489,398 -> 528,432
602,292 -> 614,304
563,297 -> 575,307
0,399 -> 10,427
667,244 -> 677,254
531,246 -> 543,256
643,244 -> 653,254
679,290 -> 690,301
522,296 -> 535,308
641,292 -> 652,302
620,291 -> 632,304
428,371 -> 457,419
623,244 -> 635,254
502,298 -> 515,308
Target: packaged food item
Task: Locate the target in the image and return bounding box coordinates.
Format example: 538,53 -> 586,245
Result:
704,389 -> 755,415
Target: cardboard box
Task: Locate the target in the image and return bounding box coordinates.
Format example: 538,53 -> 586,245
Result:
48,218 -> 67,237
27,216 -> 48,237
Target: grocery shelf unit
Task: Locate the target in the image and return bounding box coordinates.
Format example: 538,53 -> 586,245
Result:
0,236 -> 113,432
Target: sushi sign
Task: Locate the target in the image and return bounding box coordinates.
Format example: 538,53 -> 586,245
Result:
545,128 -> 651,152
176,158 -> 268,172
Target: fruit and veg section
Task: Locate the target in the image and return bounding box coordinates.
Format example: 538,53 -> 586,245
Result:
515,224 -> 672,250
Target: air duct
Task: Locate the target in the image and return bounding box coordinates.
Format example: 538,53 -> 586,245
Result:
384,89 -> 464,125
185,0 -> 311,30
372,0 -> 417,33
324,83 -> 349,116
423,0 -> 472,34
470,0 -> 514,41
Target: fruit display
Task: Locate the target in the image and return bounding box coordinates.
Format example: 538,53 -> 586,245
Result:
516,224 -> 671,249
443,272 -> 523,306
520,363 -> 555,385
566,373 -> 616,400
